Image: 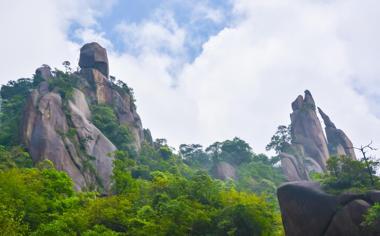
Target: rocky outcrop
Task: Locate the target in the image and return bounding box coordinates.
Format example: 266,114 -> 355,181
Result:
79,42 -> 109,77
212,161 -> 236,180
22,87 -> 88,191
277,181 -> 380,236
318,107 -> 356,159
78,43 -> 144,150
21,42 -> 146,191
280,90 -> 356,181
68,89 -> 116,190
290,90 -> 329,169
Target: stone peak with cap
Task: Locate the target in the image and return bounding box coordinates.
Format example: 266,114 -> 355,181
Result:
79,42 -> 109,77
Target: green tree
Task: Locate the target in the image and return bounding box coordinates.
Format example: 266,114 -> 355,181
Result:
315,155 -> 380,194
266,125 -> 291,153
91,104 -> 135,153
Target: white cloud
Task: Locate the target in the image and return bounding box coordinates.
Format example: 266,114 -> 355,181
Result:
116,12 -> 186,56
0,0 -> 114,82
1,0 -> 380,160
74,28 -> 113,50
118,0 -> 380,159
191,2 -> 225,23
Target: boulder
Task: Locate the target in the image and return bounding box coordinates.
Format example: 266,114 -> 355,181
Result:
277,181 -> 338,236
212,161 -> 236,180
279,152 -> 306,181
79,42 -> 109,77
35,65 -> 53,80
277,181 -> 379,236
325,200 -> 370,236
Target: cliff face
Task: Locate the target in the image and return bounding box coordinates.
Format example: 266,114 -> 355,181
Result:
280,90 -> 356,181
21,42 -> 145,192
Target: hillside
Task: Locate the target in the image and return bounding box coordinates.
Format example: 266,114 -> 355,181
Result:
1,42 -> 379,236
0,43 -> 285,235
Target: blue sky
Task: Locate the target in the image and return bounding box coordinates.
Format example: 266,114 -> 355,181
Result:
69,0 -> 234,63
1,0 -> 380,157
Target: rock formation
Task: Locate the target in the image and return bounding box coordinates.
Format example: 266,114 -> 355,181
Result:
280,90 -> 356,181
277,181 -> 380,236
21,42 -> 146,192
212,161 -> 236,180
79,42 -> 109,77
318,107 -> 356,159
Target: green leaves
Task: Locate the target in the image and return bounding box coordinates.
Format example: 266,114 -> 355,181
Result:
315,156 -> 380,194
0,168 -> 77,232
266,125 -> 292,154
91,104 -> 135,153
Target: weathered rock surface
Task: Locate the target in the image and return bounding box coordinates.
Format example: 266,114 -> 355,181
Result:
280,90 -> 356,181
22,88 -> 88,190
68,89 -> 116,190
278,181 -> 380,236
78,43 -> 144,150
277,181 -> 338,236
79,42 -> 109,77
212,161 -> 236,180
20,43 -> 146,192
290,90 -> 329,169
318,107 -> 356,159
325,200 -> 370,236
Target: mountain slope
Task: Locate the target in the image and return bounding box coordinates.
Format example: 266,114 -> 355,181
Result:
17,42 -> 146,192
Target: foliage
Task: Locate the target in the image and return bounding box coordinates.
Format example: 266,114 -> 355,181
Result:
0,70 -> 286,235
0,145 -> 33,170
0,78 -> 35,146
0,167 -> 79,233
180,144 -> 211,170
363,203 -> 380,229
205,137 -> 253,165
313,156 -> 380,194
111,79 -> 136,109
236,155 -> 285,194
48,70 -> 76,99
0,78 -> 34,100
29,170 -> 283,235
266,125 -> 291,154
181,138 -> 285,195
91,104 -> 135,154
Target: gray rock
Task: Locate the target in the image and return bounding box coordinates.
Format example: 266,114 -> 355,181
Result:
279,152 -> 307,181
81,68 -> 113,104
212,161 -> 236,180
277,181 -> 379,236
21,43 -> 147,192
281,90 -> 357,181
113,91 -> 144,150
22,90 -> 87,190
68,90 -> 116,192
318,107 -> 357,159
277,181 -> 339,236
325,199 -> 370,236
366,191 -> 380,204
79,42 -> 109,77
71,88 -> 91,119
21,78 -> 117,192
290,90 -> 329,169
35,65 -> 53,80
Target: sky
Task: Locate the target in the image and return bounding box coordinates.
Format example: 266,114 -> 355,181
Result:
0,0 -> 380,158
